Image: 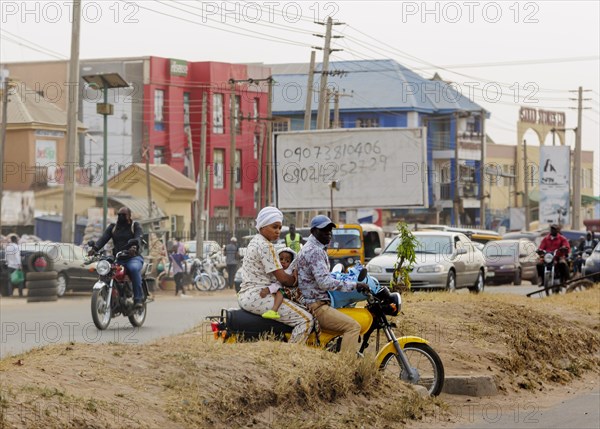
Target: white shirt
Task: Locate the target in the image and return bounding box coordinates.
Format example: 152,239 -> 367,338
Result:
6,242 -> 21,269
239,234 -> 282,293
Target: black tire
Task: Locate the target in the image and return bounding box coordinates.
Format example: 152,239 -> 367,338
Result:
27,287 -> 58,297
27,295 -> 58,303
26,280 -> 58,290
128,303 -> 147,327
25,271 -> 58,281
91,287 -> 112,330
468,270 -> 485,294
513,268 -> 522,286
380,342 -> 445,396
445,270 -> 456,292
26,252 -> 54,272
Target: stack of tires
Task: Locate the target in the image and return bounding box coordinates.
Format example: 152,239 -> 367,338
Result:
25,251 -> 58,303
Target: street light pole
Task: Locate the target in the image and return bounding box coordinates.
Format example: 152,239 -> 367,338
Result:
102,86 -> 109,230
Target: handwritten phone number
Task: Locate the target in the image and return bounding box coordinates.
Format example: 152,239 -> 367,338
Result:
282,156 -> 388,184
282,141 -> 383,162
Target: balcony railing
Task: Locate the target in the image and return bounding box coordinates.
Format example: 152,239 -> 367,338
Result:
438,183 -> 479,200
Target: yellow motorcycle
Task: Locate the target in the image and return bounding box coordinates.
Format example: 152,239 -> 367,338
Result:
208,271 -> 444,396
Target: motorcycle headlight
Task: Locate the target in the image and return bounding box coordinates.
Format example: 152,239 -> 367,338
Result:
346,257 -> 355,265
499,264 -> 515,270
96,260 -> 111,276
417,264 -> 444,273
544,253 -> 554,264
367,264 -> 383,273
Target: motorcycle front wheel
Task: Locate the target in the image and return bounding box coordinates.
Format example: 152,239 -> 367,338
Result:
128,303 -> 147,328
194,272 -> 213,291
380,342 -> 445,396
91,287 -> 112,330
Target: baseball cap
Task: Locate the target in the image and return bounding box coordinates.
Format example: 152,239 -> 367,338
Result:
310,215 -> 336,229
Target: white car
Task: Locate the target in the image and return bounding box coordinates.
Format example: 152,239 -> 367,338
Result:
366,231 -> 486,293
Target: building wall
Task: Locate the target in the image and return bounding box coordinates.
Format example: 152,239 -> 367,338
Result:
6,61 -> 69,110
34,189 -> 98,217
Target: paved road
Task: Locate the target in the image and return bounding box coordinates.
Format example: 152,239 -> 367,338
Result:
457,389 -> 600,429
0,291 -> 238,359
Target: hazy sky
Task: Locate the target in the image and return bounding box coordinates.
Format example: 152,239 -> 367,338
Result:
1,0 -> 599,186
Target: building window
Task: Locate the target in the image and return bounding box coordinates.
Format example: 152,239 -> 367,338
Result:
229,94 -> 241,134
356,118 -> 379,128
213,93 -> 224,134
154,89 -> 164,131
253,98 -> 259,121
235,150 -> 241,189
154,147 -> 165,164
183,92 -> 190,126
213,149 -> 224,189
253,133 -> 260,159
272,119 -> 289,133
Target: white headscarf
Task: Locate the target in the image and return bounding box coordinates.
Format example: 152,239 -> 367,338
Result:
255,206 -> 283,231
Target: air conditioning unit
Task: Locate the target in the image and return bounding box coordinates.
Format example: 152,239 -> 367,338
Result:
170,215 -> 177,233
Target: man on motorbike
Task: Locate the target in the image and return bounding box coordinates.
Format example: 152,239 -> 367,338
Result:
297,215 -> 369,356
575,232 -> 598,274
536,224 -> 570,285
88,207 -> 145,309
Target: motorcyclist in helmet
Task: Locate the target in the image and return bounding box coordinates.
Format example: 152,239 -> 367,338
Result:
536,224 -> 570,285
88,207 -> 145,308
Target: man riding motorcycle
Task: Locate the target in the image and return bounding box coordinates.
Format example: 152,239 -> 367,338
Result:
88,207 -> 145,308
536,224 -> 570,285
574,232 -> 598,274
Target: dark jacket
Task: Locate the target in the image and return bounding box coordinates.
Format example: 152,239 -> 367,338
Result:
94,221 -> 143,259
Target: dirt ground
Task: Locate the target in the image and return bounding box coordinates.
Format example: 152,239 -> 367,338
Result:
0,285 -> 598,428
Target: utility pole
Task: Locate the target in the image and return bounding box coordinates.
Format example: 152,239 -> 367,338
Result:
228,79 -> 237,237
453,112 -> 461,226
304,51 -> 316,130
256,122 -> 264,209
265,77 -> 273,205
314,17 -> 343,130
332,90 -> 352,128
479,110 -> 486,229
61,0 -> 81,243
569,86 -> 591,229
523,139 -> 530,231
0,71 -> 10,235
143,125 -> 152,219
197,91 -> 207,259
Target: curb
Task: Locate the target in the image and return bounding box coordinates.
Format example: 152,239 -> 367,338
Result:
442,375 -> 498,397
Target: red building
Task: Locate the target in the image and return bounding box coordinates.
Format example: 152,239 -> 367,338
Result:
145,57 -> 271,219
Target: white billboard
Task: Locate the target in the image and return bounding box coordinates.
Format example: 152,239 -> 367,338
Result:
274,128 -> 428,210
539,145 -> 570,225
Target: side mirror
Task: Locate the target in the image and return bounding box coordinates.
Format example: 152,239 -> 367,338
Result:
87,240 -> 95,247
455,248 -> 467,256
374,247 -> 382,255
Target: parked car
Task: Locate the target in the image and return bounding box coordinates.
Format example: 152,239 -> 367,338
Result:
366,231 -> 486,292
482,239 -> 538,285
19,242 -> 97,297
582,242 -> 600,281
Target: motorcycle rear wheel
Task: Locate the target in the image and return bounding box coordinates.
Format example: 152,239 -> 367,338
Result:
128,303 -> 147,327
91,287 -> 112,330
380,342 -> 444,396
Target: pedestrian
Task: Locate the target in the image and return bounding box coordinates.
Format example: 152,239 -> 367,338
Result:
6,235 -> 23,297
224,237 -> 239,289
169,245 -> 186,296
285,224 -> 306,253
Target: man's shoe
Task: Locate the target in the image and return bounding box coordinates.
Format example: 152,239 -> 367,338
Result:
134,300 -> 144,309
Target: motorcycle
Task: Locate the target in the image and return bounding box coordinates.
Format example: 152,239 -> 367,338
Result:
537,248 -> 569,296
208,268 -> 445,396
86,248 -> 153,330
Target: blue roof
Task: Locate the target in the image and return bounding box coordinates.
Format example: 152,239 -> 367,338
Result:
271,59 -> 484,115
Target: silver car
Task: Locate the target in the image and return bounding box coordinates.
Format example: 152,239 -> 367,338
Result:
366,231 -> 486,293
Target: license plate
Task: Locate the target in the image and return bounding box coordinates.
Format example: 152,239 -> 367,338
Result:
486,272 -> 495,277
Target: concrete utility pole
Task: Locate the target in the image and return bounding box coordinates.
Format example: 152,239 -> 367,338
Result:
570,86 -> 591,230
228,80 -> 237,237
61,0 -> 81,243
197,91 -> 207,259
0,71 -> 10,234
479,110 -> 486,229
143,125 -> 152,219
523,139 -> 530,231
265,77 -> 273,205
314,17 -> 343,130
304,51 -> 316,130
332,90 -> 352,128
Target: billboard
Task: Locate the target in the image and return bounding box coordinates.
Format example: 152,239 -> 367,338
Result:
274,128 -> 428,210
539,146 -> 570,226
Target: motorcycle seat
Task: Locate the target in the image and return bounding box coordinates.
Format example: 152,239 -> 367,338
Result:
226,308 -> 293,340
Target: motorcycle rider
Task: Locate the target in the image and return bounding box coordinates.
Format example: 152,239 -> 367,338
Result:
297,215 -> 369,356
575,232 -> 598,274
536,224 -> 570,285
88,207 -> 145,309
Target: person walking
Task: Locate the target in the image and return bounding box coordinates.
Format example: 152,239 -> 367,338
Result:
6,235 -> 23,297
224,237 -> 239,289
169,246 -> 186,296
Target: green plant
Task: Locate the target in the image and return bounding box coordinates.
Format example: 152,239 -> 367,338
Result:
391,222 -> 418,292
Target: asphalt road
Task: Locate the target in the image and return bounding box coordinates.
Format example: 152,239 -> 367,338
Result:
0,291 -> 239,359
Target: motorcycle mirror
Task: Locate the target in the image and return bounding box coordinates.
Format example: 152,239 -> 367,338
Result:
87,240 -> 95,247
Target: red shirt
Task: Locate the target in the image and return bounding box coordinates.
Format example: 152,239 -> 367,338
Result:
539,234 -> 570,256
